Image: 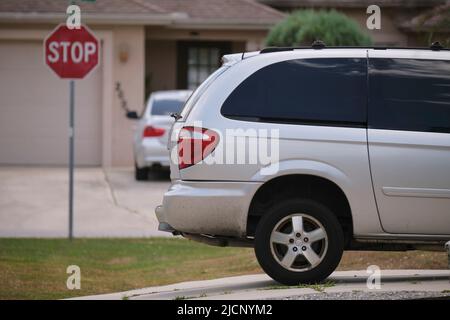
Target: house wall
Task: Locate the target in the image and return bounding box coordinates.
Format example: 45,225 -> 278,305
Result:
144,27 -> 264,98
145,38 -> 246,96
111,26 -> 145,166
0,23 -> 145,167
146,40 -> 177,93
343,8 -> 408,46
0,24 -> 264,167
146,27 -> 268,43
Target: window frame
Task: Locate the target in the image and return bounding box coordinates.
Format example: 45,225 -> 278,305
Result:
177,41 -> 231,90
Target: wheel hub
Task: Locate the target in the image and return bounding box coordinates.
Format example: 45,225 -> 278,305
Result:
269,213 -> 328,272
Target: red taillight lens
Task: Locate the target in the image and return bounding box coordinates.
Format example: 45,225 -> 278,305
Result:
177,126 -> 219,170
142,126 -> 165,137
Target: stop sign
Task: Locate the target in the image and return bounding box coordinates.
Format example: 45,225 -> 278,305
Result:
44,24 -> 99,79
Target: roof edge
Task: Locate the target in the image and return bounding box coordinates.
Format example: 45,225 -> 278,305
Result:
0,11 -> 283,28
171,17 -> 283,30
0,12 -> 175,26
257,0 -> 446,8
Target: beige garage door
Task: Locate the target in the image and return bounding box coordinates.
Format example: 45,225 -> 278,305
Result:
0,40 -> 102,166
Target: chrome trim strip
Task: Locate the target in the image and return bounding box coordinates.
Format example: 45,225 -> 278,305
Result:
382,186 -> 450,199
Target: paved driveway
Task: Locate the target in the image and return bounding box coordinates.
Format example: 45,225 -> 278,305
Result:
0,166 -> 171,237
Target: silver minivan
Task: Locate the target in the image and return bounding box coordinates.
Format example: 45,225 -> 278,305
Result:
156,45 -> 450,285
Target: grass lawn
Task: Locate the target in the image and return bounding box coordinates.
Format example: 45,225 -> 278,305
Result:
0,238 -> 447,299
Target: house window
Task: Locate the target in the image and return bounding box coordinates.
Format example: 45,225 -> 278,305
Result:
177,41 -> 231,90
187,47 -> 220,90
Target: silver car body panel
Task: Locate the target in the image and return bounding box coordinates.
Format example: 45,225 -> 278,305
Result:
158,48 -> 450,240
369,129 -> 450,235
162,180 -> 261,236
367,49 -> 450,235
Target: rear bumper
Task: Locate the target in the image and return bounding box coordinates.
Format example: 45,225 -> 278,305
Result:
155,206 -> 177,233
155,180 -> 262,237
135,138 -> 170,168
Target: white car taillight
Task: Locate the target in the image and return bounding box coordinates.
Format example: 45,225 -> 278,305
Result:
142,125 -> 165,138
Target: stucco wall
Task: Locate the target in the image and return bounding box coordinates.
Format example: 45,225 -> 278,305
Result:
111,26 -> 145,166
0,24 -> 264,167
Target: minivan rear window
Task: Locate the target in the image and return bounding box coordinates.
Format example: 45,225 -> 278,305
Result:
221,58 -> 367,127
180,66 -> 229,119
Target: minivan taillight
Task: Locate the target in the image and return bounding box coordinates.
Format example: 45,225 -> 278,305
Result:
143,126 -> 165,137
177,126 -> 219,170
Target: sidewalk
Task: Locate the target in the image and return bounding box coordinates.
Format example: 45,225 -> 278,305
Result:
0,166 -> 170,237
71,270 -> 450,300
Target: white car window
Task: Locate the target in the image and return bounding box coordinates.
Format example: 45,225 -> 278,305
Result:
151,99 -> 186,116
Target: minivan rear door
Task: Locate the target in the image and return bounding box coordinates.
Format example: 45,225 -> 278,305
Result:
168,65 -> 230,179
367,49 -> 450,235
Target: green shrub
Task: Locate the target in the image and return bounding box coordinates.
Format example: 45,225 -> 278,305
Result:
266,9 -> 372,47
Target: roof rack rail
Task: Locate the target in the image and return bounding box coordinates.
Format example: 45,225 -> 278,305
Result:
430,41 -> 444,51
259,47 -> 296,53
311,40 -> 326,49
260,40 -> 326,53
260,43 -> 448,54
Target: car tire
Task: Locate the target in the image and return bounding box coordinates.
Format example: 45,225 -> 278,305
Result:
135,163 -> 149,181
254,198 -> 344,285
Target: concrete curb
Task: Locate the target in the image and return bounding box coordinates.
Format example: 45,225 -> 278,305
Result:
69,269 -> 450,300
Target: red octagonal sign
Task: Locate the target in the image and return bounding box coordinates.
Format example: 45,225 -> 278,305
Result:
44,24 -> 99,79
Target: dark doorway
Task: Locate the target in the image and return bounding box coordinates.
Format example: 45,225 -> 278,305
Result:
177,41 -> 231,90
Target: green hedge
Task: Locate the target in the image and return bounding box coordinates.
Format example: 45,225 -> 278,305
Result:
266,10 -> 372,47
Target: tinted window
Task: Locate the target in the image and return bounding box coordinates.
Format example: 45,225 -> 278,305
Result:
369,58 -> 450,133
151,99 -> 185,115
221,58 -> 367,126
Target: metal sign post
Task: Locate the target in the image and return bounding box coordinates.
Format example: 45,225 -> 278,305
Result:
44,24 -> 99,240
69,80 -> 75,240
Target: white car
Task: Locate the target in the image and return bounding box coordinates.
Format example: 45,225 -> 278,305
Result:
156,43 -> 450,285
130,90 -> 192,180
